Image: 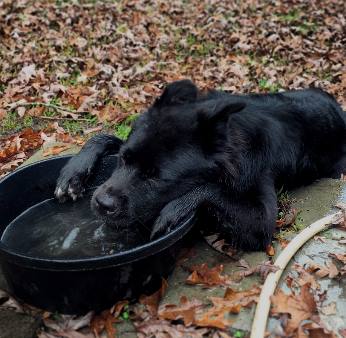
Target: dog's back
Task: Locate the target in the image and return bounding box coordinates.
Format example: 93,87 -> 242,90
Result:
204,88 -> 346,188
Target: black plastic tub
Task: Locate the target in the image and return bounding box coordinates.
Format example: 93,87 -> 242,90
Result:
0,155 -> 194,314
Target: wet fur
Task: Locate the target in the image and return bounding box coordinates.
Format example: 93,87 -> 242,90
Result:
55,80 -> 346,251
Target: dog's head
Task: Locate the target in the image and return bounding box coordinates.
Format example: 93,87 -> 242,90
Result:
91,80 -> 245,235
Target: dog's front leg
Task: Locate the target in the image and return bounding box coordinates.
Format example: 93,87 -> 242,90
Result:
150,184 -> 220,239
55,134 -> 122,201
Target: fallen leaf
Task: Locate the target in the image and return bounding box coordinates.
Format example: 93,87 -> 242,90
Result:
307,260 -> 339,279
320,302 -> 337,316
233,260 -> 280,282
16,64 -> 36,83
292,264 -> 320,290
135,319 -> 208,338
194,286 -> 260,329
266,244 -> 275,256
90,300 -> 128,338
329,253 -> 346,264
186,263 -> 232,287
298,321 -> 337,338
271,284 -> 317,335
158,296 -> 203,326
43,144 -> 72,157
194,303 -> 233,330
203,233 -> 238,258
139,279 -> 168,316
276,208 -> 298,228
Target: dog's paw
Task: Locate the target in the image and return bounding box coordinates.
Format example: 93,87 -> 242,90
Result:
55,163 -> 91,202
150,206 -> 193,240
150,212 -> 177,240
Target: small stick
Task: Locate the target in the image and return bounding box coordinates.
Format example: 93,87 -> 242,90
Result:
36,116 -> 90,122
250,212 -> 340,338
7,102 -> 90,115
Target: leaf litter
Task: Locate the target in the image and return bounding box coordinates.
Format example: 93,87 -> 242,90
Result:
0,0 -> 346,337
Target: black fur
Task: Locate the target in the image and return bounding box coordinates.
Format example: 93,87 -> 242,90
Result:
55,80 -> 346,251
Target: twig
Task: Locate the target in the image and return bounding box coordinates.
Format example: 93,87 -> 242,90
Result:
250,212 -> 339,338
8,102 -> 90,115
36,116 -> 90,122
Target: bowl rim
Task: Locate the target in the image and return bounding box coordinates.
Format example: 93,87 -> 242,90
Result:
0,155 -> 195,271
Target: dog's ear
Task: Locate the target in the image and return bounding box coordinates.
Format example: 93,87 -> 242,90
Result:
198,100 -> 245,124
155,79 -> 198,107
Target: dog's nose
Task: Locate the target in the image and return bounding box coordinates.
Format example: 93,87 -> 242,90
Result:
95,194 -> 115,212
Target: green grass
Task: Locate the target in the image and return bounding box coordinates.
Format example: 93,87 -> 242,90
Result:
0,111 -> 34,133
113,114 -> 139,140
0,84 -> 6,94
258,78 -> 281,93
60,69 -> 80,86
23,115 -> 34,128
277,9 -> 301,22
62,119 -> 83,134
1,111 -> 20,132
175,31 -> 216,60
296,21 -> 318,35
43,98 -> 62,117
120,304 -> 130,320
232,329 -> 246,338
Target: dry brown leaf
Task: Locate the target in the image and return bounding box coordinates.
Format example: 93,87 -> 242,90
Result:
194,303 -> 233,330
203,234 -> 238,258
298,321 -> 337,338
0,128 -> 42,162
139,279 -> 168,316
266,244 -> 275,256
233,260 -> 279,282
329,253 -> 346,264
43,144 -> 73,157
158,296 -> 203,326
186,263 -> 232,287
276,208 -> 298,228
293,264 -> 320,290
89,300 -> 128,338
194,286 -> 260,329
271,284 -> 317,335
135,319 -> 208,338
307,260 -> 339,279
16,64 -> 36,84
278,238 -> 290,249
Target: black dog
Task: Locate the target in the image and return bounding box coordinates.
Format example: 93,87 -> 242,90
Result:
55,80 -> 346,251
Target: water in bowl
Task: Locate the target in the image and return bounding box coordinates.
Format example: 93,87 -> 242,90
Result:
1,194 -> 148,259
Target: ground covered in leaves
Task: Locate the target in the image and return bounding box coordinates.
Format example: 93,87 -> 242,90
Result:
0,0 -> 345,176
0,0 -> 346,337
